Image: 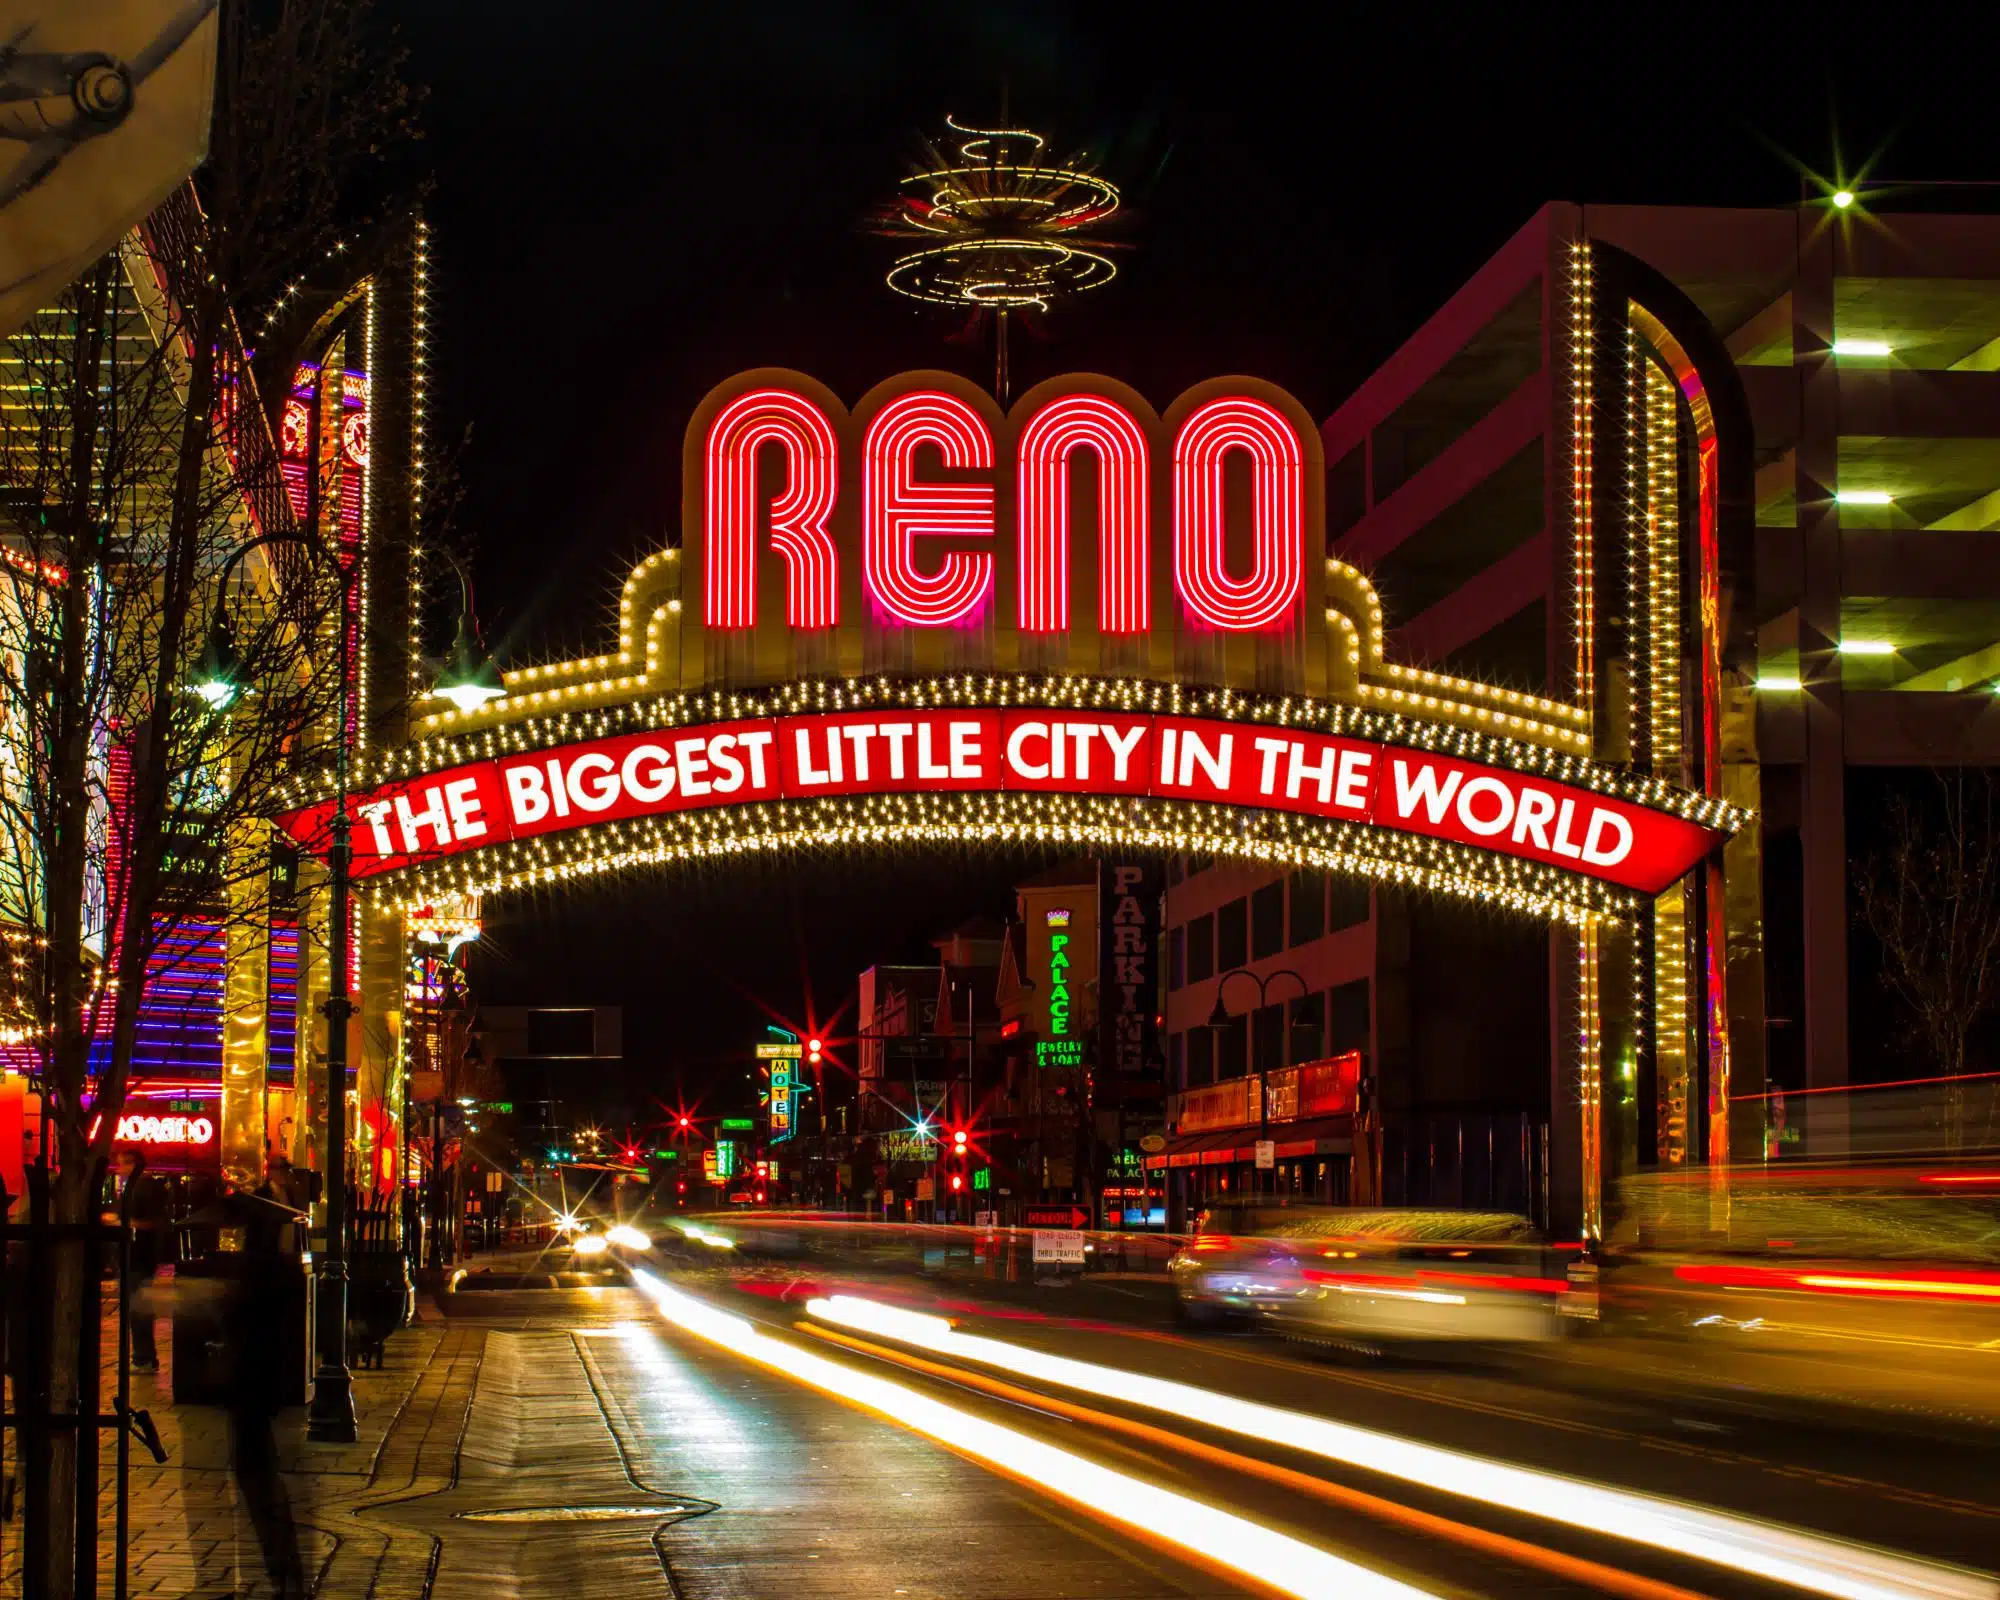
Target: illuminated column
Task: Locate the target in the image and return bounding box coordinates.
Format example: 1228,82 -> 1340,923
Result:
1548,235 -> 1600,1239
1575,919 -> 1604,1243
220,820 -> 272,1191
1643,358 -> 1692,1165
357,902 -> 405,1199
292,859 -> 330,1186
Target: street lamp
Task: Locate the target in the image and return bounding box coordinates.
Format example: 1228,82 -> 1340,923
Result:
192,613 -> 244,709
429,553 -> 504,713
193,529 -> 361,1442
1206,967 -> 1313,1196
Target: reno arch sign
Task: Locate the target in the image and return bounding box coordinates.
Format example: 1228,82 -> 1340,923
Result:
283,710 -> 1716,899
274,368 -> 1745,916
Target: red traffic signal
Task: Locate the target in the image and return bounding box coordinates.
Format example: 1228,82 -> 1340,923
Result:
952,1127 -> 968,1153
950,1174 -> 964,1192
807,1036 -> 823,1064
676,1115 -> 692,1130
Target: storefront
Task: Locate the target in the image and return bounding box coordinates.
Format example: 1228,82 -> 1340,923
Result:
1148,1054 -> 1360,1228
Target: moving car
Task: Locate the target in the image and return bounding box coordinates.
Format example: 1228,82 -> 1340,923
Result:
1171,1204 -> 1573,1346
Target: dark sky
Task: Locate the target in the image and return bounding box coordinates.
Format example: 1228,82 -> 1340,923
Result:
404,4 -> 1995,1120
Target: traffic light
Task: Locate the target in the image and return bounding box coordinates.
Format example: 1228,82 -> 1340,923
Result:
949,1173 -> 964,1193
807,1036 -> 823,1065
676,1114 -> 692,1131
952,1127 -> 968,1155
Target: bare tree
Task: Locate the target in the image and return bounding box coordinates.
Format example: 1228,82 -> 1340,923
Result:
1856,767 -> 2000,1153
0,4 -> 413,1591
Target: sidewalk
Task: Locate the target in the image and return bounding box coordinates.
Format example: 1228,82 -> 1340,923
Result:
104,1303 -> 478,1598
4,1271 -> 486,1599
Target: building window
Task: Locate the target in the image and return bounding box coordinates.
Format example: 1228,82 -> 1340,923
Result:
1289,992 -> 1325,1062
1186,913 -> 1215,983
1330,878 -> 1370,932
1169,1029 -> 1186,1088
1187,1025 -> 1215,1086
1169,924 -> 1187,990
1167,856 -> 1185,887
1287,872 -> 1324,947
1329,979 -> 1370,1054
1252,1002 -> 1284,1075
1250,881 -> 1284,960
1216,1014 -> 1247,1079
1217,898 -> 1248,972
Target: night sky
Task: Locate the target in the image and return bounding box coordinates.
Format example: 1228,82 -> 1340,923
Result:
403,5 -> 1994,1120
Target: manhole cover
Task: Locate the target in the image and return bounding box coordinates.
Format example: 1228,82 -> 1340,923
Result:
450,1271 -> 623,1291
457,1503 -> 709,1524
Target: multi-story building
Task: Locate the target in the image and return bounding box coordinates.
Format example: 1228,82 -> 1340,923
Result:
1156,194 -> 2000,1232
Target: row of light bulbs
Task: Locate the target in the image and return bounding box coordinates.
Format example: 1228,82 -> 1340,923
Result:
284,667 -> 1745,840
370,789 -> 1640,928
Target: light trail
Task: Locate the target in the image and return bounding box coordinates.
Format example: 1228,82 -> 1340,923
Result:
802,1321 -> 1713,1600
626,1269 -> 1434,1600
802,1294 -> 1998,1600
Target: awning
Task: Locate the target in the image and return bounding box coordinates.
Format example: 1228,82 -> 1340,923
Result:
1145,1115 -> 1353,1170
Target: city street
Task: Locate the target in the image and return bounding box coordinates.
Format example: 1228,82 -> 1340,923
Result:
77,1241 -> 2000,1598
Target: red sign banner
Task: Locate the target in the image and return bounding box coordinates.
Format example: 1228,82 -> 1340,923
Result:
276,710 -> 1722,895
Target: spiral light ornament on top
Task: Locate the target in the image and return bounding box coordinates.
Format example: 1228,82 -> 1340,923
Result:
887,116 -> 1120,314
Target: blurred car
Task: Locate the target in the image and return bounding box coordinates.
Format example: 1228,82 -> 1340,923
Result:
1169,1204 -> 1332,1325
1170,1205 -> 1573,1346
1592,1163 -> 2000,1422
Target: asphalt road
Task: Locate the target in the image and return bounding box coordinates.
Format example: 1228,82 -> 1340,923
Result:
575,1236 -> 2000,1600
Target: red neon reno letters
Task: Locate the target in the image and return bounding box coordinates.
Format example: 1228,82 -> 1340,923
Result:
698,379 -> 1310,636
279,710 -> 1720,896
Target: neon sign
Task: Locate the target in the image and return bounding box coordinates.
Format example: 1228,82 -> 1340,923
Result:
684,371 -> 1319,643
769,1059 -> 795,1142
275,367 -> 1748,919
283,707 -> 1721,896
1038,905 -> 1080,1069
115,1113 -> 214,1146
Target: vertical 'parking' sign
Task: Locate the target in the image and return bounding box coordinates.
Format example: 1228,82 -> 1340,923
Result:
1098,861 -> 1162,1083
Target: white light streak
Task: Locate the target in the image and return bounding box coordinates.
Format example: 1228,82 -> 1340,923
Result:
802,1295 -> 1996,1600
630,1273 -> 1431,1600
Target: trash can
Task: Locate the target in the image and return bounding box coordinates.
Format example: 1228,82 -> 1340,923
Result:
171,1242 -> 315,1408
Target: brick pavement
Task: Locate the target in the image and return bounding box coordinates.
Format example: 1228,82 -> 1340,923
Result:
107,1304 -> 477,1598
4,1278 -> 484,1599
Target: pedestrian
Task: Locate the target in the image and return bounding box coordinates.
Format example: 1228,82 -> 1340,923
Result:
113,1148 -> 169,1373
222,1184 -> 309,1597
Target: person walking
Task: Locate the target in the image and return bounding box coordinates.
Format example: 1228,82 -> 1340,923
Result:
222,1183 -> 309,1597
113,1148 -> 169,1373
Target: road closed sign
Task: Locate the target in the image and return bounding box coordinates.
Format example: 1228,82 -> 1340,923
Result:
1033,1229 -> 1086,1266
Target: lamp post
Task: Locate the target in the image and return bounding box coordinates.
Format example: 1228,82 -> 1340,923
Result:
192,529 -> 361,1442
1205,967 -> 1313,1197
431,552 -> 505,714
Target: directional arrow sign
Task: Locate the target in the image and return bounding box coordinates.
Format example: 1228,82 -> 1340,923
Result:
1023,1204 -> 1090,1229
